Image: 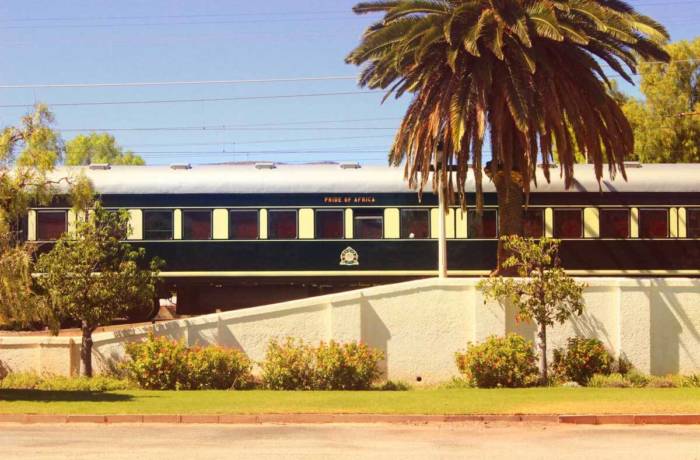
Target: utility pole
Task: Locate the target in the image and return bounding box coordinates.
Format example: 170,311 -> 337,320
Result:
438,184 -> 447,278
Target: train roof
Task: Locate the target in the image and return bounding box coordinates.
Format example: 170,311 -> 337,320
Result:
47,163 -> 700,195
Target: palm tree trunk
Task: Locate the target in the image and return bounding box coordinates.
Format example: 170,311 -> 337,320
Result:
493,171 -> 524,274
81,321 -> 94,378
536,322 -> 548,385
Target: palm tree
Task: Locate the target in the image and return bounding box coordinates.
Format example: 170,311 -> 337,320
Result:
346,0 -> 669,272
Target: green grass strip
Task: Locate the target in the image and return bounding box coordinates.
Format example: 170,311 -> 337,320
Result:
2,388 -> 700,415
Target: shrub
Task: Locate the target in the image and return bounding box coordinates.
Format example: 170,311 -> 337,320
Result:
261,338 -> 384,390
0,360 -> 9,380
124,334 -> 188,390
455,334 -> 538,388
625,369 -> 651,388
313,341 -> 383,390
183,346 -> 252,390
261,338 -> 315,390
438,377 -> 473,389
0,372 -> 130,391
124,333 -> 253,390
375,380 -> 411,391
587,373 -> 631,388
551,338 -> 614,385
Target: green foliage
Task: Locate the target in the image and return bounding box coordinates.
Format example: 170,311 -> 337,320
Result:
261,338 -> 315,390
438,376 -> 474,389
587,373 -> 632,388
622,38 -> 700,163
124,334 -> 188,390
36,203 -> 161,333
374,380 -> 411,391
65,133 -> 145,166
479,237 -> 586,383
313,340 -> 384,390
261,338 -> 384,391
552,338 -> 614,385
0,372 -> 131,391
0,235 -> 46,326
183,346 -> 253,390
124,333 -> 253,390
455,334 -> 538,388
346,1 -> 669,206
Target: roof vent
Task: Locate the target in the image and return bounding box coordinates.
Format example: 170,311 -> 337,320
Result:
255,162 -> 276,170
624,161 -> 642,168
88,163 -> 111,170
340,162 -> 361,169
170,163 -> 192,170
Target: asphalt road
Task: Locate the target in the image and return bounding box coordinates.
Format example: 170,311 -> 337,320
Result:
2,422 -> 700,459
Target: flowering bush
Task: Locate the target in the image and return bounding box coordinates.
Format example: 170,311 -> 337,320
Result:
455,334 -> 538,388
124,334 -> 188,390
262,338 -> 383,390
313,341 -> 383,390
183,346 -> 252,390
124,333 -> 252,390
551,338 -> 614,385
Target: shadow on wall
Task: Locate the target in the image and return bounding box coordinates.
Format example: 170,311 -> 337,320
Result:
647,279 -> 700,375
0,359 -> 9,379
360,297 -> 391,378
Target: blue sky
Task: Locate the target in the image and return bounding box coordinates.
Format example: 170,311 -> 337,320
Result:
0,0 -> 697,166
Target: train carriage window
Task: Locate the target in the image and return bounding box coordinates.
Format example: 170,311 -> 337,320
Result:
467,209 -> 498,239
400,209 -> 430,239
183,210 -> 212,240
229,210 -> 258,239
37,210 -> 67,240
688,209 -> 700,238
639,209 -> 668,238
143,210 -> 173,240
315,210 -> 344,239
553,209 -> 583,238
354,209 -> 383,239
268,210 -> 297,239
600,209 -> 630,238
523,209 -> 544,238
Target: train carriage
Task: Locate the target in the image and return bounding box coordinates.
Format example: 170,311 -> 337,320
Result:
23,162 -> 700,315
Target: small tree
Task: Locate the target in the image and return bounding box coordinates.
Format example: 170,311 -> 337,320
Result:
478,236 -> 585,384
35,204 -> 162,376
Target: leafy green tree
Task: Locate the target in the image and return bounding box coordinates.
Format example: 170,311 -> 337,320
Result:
622,38 -> 700,163
478,236 -> 585,384
346,0 -> 669,271
65,133 -> 145,166
35,204 -> 161,376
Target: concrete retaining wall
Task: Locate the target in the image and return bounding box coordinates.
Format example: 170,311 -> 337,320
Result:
1,278 -> 699,383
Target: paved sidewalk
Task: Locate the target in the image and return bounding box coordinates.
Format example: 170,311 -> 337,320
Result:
2,422 -> 700,459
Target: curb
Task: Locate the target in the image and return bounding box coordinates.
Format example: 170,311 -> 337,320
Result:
1,413 -> 700,425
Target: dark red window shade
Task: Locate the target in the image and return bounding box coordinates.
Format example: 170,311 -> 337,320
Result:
183,210 -> 211,240
37,211 -> 66,240
553,209 -> 583,238
269,210 -> 297,239
354,209 -> 383,239
400,209 -> 430,239
316,210 -> 344,239
229,210 -> 258,239
600,209 -> 630,238
468,210 -> 498,238
639,209 -> 668,238
688,209 -> 700,238
523,209 -> 544,238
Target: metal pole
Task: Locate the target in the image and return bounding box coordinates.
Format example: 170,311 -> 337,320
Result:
438,184 -> 447,278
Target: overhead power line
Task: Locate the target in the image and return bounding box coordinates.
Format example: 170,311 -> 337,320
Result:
0,75 -> 358,90
0,90 -> 382,109
59,126 -> 398,133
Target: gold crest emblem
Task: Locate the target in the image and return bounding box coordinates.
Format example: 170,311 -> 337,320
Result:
339,247 -> 359,266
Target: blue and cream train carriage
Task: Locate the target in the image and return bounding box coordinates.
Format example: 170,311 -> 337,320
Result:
23,162 -> 700,315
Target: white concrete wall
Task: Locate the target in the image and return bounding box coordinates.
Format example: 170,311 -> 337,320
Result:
1,278 -> 699,383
